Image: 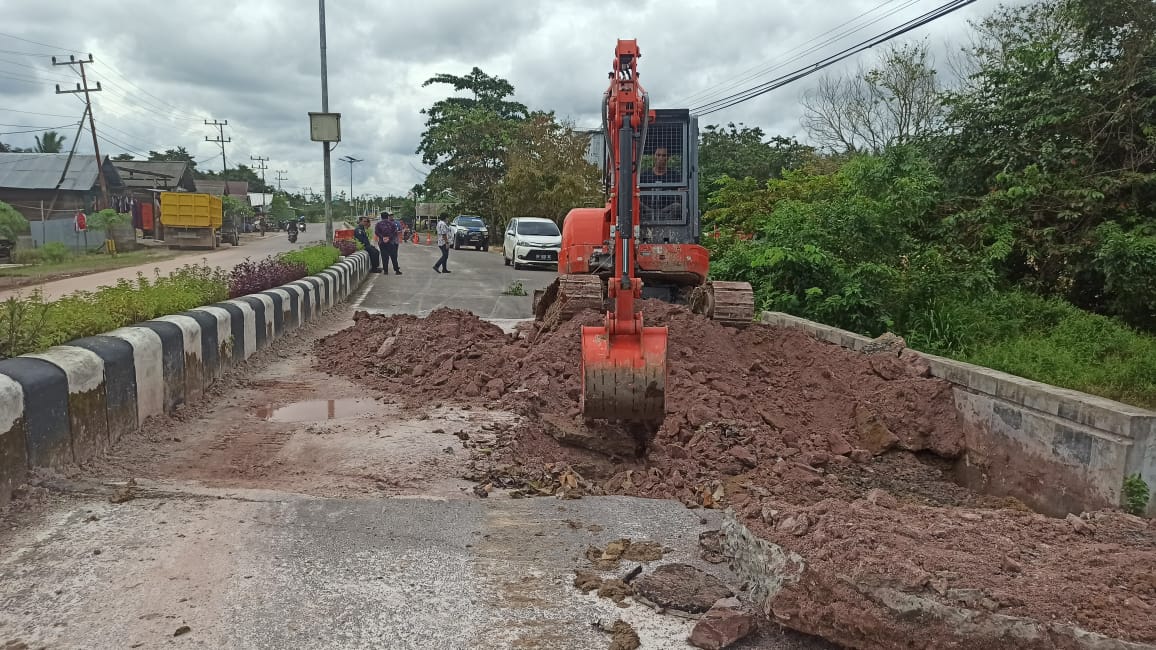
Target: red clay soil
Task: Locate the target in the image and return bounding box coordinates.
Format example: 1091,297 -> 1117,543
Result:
314,304 -> 1156,647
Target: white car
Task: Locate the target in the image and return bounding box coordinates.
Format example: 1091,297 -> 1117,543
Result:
503,217 -> 561,269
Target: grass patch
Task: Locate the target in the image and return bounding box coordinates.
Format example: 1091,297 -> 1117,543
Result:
0,263 -> 228,359
902,291 -> 1156,409
279,244 -> 339,275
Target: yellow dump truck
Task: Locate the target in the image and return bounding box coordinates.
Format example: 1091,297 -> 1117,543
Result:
159,192 -> 234,249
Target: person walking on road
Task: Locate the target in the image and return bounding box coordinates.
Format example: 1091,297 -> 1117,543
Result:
433,215 -> 452,274
355,216 -> 382,273
374,211 -> 403,275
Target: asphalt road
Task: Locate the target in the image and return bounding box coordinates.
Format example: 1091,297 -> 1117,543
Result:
0,225 -> 328,302
355,241 -> 558,322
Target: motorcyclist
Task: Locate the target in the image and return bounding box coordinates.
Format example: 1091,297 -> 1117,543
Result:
298,215 -> 306,232
286,219 -> 299,242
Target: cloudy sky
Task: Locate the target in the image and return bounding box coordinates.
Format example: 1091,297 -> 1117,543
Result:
0,0 -> 1017,199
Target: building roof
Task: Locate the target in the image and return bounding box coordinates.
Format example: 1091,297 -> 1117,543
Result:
195,179 -> 249,201
112,160 -> 195,191
0,153 -> 123,191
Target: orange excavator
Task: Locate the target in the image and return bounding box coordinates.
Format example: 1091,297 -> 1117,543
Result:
533,39 -> 754,426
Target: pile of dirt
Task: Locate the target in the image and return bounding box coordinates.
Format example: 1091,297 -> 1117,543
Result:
314,304 -> 1156,646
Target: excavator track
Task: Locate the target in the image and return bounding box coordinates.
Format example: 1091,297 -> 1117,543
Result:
689,280 -> 756,328
533,274 -> 605,327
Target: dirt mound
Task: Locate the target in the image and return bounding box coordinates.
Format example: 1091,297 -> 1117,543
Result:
314,304 -> 1156,646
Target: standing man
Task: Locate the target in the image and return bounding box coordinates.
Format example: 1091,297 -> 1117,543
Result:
375,211 -> 403,275
433,215 -> 452,274
355,216 -> 381,273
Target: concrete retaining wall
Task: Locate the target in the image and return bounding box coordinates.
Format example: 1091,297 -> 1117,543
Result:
759,311 -> 1156,517
0,251 -> 370,505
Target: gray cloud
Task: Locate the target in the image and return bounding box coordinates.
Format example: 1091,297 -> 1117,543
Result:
1,0 -> 1021,197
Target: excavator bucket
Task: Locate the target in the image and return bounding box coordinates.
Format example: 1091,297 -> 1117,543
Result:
580,322 -> 668,424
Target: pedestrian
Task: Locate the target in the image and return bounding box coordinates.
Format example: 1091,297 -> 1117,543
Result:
433,214 -> 452,274
355,216 -> 381,273
374,211 -> 403,275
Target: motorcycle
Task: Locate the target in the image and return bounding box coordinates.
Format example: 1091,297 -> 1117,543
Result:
287,224 -> 299,243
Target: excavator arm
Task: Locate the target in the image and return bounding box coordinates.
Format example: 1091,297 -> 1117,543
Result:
578,40 -> 669,424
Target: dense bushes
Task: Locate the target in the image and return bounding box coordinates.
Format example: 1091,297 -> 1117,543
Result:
703,148 -> 1156,408
0,263 -> 228,359
227,256 -> 306,298
281,244 -> 340,275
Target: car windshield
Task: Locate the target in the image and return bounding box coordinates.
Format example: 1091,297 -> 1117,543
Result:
517,221 -> 560,236
457,218 -> 485,227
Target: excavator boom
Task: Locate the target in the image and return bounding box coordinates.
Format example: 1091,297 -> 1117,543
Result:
578,39 -> 668,425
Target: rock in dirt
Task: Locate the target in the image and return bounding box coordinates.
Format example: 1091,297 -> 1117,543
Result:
597,578 -> 634,604
688,597 -> 757,649
853,402 -> 899,455
542,413 -> 641,458
574,570 -> 603,593
607,619 -> 641,650
632,563 -> 734,616
864,488 -> 898,509
585,538 -> 666,569
699,529 -> 727,564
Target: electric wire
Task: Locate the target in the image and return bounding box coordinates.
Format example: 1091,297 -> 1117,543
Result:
690,0 -> 977,116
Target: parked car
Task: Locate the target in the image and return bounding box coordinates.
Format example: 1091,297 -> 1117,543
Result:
451,215 -> 489,251
503,217 -> 561,270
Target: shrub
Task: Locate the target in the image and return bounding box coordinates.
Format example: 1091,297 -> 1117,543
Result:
279,244 -> 339,275
1123,474 -> 1150,516
11,248 -> 42,265
0,262 -> 228,359
228,256 -> 307,298
0,201 -> 30,240
333,239 -> 358,256
41,242 -> 69,264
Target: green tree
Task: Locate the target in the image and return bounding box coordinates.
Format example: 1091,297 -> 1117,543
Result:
148,147 -> 197,173
417,67 -> 529,218
0,200 -> 31,240
112,153 -> 135,161
34,130 -> 67,153
494,112 -> 602,232
940,0 -> 1156,326
196,163 -> 273,193
698,123 -> 814,211
269,193 -> 294,222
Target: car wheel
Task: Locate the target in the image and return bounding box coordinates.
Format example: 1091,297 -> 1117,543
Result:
482,243 -> 489,252
504,254 -> 510,266
513,262 -> 523,270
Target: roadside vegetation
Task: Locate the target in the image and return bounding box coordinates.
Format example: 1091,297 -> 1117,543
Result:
700,0 -> 1156,407
0,263 -> 228,359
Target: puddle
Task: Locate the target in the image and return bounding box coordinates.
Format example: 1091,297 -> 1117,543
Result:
254,398 -> 377,422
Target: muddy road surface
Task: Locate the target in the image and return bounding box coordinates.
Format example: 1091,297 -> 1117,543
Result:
0,248 -> 836,649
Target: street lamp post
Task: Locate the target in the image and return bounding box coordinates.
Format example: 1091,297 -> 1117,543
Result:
339,155 -> 362,220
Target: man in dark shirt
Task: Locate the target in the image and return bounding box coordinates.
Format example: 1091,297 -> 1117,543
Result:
374,211 -> 403,275
640,146 -> 683,220
354,216 -> 381,273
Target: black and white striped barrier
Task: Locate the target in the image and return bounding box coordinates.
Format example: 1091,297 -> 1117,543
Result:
0,251 -> 369,504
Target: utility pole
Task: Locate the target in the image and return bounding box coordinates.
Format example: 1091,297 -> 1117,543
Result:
204,119 -> 230,186
319,0 -> 334,242
53,54 -> 108,208
275,170 -> 288,191
339,155 -> 362,219
250,154 -> 268,197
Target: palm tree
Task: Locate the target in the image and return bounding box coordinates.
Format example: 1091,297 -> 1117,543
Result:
34,130 -> 67,153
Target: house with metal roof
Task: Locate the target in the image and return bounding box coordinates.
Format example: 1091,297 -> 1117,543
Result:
194,179 -> 249,204
112,160 -> 196,195
0,152 -> 124,223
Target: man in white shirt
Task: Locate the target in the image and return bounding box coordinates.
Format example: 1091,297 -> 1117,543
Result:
433,216 -> 452,273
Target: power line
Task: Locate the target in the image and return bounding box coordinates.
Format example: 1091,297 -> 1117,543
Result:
0,121 -> 80,136
0,32 -> 85,54
0,106 -> 80,118
675,0 -> 920,107
690,0 -> 977,116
